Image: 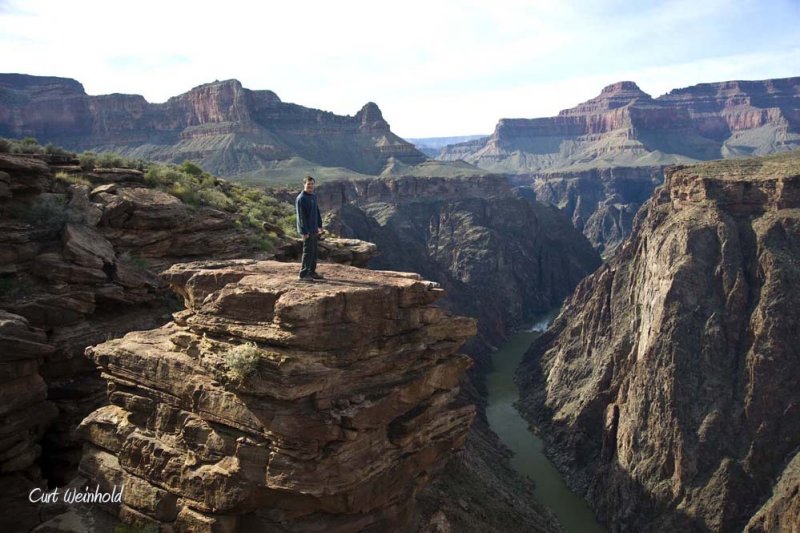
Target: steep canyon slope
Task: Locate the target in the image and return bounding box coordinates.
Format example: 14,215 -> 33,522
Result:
315,174 -> 601,358
517,151 -> 800,532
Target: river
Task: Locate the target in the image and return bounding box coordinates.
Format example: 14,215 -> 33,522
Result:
485,312 -> 605,533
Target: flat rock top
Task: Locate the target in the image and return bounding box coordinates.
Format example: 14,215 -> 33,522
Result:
162,259 -> 441,311
668,150 -> 800,181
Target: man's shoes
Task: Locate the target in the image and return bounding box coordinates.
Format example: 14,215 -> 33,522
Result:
310,272 -> 324,280
299,275 -> 315,282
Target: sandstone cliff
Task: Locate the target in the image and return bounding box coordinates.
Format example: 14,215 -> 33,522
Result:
517,151 -> 800,531
0,152 -> 375,530
73,259 -> 476,531
0,74 -> 426,181
441,77 -> 800,254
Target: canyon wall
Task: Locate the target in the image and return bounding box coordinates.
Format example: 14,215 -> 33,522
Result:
517,151 -> 800,531
441,77 -> 800,253
316,174 -> 601,357
0,153 -> 374,530
0,74 -> 426,179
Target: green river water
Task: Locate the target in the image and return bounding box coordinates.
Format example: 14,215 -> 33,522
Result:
485,315 -> 606,533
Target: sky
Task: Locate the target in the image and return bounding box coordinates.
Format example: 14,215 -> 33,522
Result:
1,0 -> 798,138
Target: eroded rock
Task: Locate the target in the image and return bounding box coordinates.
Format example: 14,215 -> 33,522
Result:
78,259 -> 476,531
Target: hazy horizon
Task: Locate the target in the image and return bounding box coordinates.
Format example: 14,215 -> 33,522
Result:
1,0 -> 798,138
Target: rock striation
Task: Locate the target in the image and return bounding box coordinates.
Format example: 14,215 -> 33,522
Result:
0,74 -> 426,180
0,310 -> 58,532
441,77 -> 800,253
442,77 -> 800,174
517,165 -> 664,257
0,153 -> 376,529
77,259 -> 476,532
315,174 -> 601,357
517,151 -> 800,531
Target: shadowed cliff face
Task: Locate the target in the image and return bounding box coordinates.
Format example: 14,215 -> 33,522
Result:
0,75 -> 426,179
76,260 -> 477,532
516,151 -> 800,532
316,175 -> 601,359
442,77 -> 800,254
515,166 -> 664,257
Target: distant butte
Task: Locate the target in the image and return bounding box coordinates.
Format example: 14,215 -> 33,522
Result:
0,74 -> 427,180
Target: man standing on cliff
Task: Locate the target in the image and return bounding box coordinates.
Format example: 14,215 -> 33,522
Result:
295,175 -> 325,281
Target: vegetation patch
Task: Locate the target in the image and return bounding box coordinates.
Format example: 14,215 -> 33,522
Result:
54,170 -> 92,187
224,342 -> 262,383
0,136 -> 71,156
3,137 -> 297,240
8,194 -> 70,231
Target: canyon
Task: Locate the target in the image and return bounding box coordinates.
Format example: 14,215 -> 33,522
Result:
441,77 -> 800,255
1,152 -> 574,531
517,151 -> 800,531
313,175 -> 600,358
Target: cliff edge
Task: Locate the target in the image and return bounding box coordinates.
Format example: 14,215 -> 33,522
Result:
75,259 -> 477,531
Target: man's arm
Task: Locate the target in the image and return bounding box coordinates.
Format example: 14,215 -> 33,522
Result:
296,196 -> 309,236
316,200 -> 323,233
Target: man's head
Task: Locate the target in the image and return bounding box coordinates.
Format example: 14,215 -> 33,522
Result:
303,175 -> 315,193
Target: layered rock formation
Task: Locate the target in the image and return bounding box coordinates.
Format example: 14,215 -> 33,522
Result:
0,311 -> 58,532
515,166 -> 664,257
442,77 -> 800,174
517,151 -> 800,531
0,74 -> 426,180
315,174 -> 601,357
0,152 -> 377,529
76,259 -> 476,531
442,77 -> 800,253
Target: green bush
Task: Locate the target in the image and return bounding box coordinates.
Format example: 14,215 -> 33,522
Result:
78,150 -> 146,171
224,342 -> 262,383
8,195 -> 70,230
180,160 -> 204,176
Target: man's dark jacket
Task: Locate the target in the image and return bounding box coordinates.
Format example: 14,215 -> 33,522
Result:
295,190 -> 322,235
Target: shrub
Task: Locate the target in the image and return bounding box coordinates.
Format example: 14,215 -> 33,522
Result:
247,233 -> 278,252
180,160 -> 204,176
54,171 -> 92,187
8,195 -> 70,230
224,342 -> 262,383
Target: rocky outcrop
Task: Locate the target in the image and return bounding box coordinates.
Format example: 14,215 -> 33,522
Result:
317,174 -> 601,357
0,74 -> 426,179
441,77 -> 800,254
0,153 -> 377,529
517,151 -> 800,531
75,259 -> 476,532
0,310 -> 58,532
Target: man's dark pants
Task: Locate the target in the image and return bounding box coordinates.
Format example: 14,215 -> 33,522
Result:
299,233 -> 318,278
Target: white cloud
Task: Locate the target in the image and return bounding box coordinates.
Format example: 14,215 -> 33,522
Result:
1,0 -> 798,136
